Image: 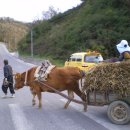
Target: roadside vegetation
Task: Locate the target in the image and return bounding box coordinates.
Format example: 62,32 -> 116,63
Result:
18,0 -> 130,61
1,0 -> 130,64
19,53 -> 64,66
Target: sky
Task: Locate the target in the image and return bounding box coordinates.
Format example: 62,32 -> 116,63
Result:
0,0 -> 82,23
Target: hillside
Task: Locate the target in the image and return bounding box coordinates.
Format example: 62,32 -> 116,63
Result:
0,17 -> 29,51
18,0 -> 130,60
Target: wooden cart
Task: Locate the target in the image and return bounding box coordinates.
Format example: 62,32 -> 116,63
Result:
39,81 -> 130,125
86,90 -> 130,125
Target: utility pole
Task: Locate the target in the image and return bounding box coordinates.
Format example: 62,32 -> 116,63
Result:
31,29 -> 33,58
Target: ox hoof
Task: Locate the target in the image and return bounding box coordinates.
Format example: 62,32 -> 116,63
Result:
32,103 -> 36,106
38,105 -> 42,109
64,105 -> 68,109
84,109 -> 87,112
64,107 -> 67,109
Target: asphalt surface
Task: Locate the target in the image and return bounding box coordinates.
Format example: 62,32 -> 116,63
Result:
0,42 -> 130,130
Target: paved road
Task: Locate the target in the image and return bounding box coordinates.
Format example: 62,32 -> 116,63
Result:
0,42 -> 130,130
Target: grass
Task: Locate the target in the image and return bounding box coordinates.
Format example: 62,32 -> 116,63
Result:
19,53 -> 64,67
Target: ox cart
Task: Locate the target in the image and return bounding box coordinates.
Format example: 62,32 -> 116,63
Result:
39,81 -> 130,125
14,61 -> 130,125
86,90 -> 130,125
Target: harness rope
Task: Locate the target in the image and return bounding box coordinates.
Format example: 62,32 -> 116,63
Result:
22,73 -> 87,108
24,71 -> 28,86
38,80 -> 87,106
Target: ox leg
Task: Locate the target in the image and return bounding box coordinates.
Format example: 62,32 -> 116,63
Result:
64,90 -> 74,109
32,93 -> 36,106
30,88 -> 36,106
37,92 -> 42,108
74,88 -> 87,112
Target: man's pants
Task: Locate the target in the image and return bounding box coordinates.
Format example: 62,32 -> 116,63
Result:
2,82 -> 15,94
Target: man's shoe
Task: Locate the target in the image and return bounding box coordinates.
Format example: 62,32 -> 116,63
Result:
1,94 -> 7,98
11,94 -> 15,98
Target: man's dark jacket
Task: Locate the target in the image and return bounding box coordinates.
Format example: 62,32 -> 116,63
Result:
4,65 -> 13,83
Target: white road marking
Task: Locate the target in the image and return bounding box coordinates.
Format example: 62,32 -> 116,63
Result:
9,104 -> 34,130
60,98 -> 122,130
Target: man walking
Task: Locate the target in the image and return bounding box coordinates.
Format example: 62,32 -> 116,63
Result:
1,59 -> 15,98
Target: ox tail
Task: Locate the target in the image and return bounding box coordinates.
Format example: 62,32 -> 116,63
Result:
79,70 -> 86,94
80,70 -> 86,78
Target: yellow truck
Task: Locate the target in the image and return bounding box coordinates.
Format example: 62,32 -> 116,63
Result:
64,50 -> 103,71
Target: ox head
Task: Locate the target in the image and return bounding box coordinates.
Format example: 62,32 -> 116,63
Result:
14,73 -> 25,90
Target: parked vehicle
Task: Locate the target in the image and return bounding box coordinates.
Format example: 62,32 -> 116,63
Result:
64,51 -> 103,71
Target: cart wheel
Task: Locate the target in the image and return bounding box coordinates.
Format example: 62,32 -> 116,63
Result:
107,100 -> 130,125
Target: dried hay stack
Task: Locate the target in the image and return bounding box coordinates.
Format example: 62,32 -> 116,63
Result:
83,62 -> 130,96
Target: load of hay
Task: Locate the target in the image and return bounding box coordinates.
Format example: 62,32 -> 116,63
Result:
83,62 -> 130,97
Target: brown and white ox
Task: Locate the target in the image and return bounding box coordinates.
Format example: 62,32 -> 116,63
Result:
14,66 -> 87,111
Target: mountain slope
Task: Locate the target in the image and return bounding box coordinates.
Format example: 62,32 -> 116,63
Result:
0,17 -> 29,51
18,0 -> 130,60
